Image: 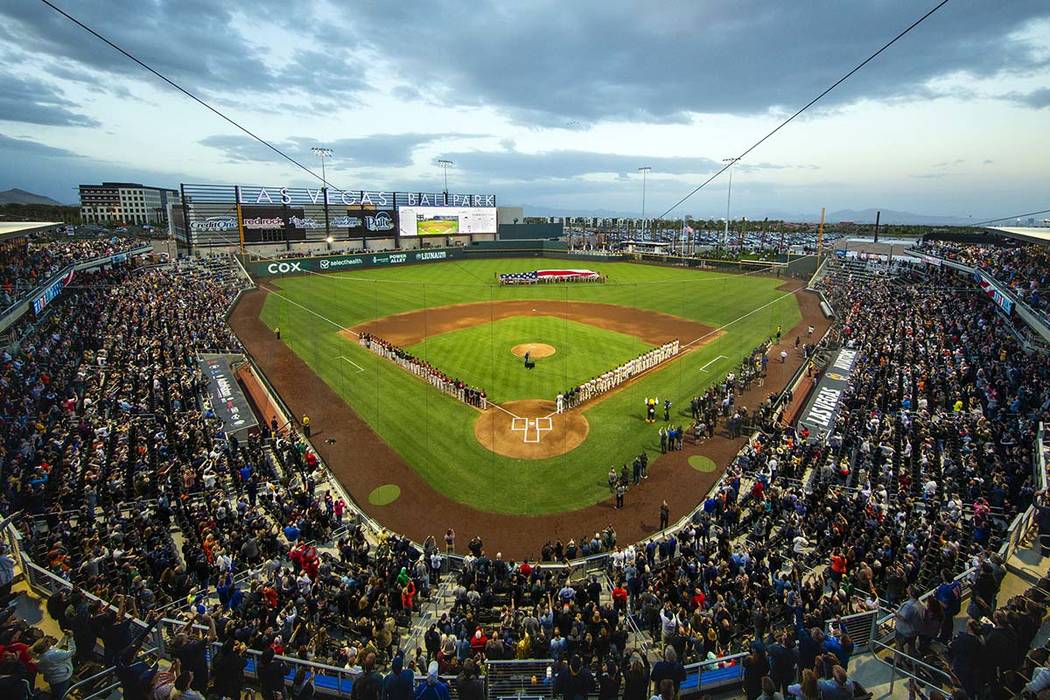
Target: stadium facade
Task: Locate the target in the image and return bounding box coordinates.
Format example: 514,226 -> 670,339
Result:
171,182 -> 499,253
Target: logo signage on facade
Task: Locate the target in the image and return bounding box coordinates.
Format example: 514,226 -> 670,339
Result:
191,216 -> 238,232
798,347 -> 860,442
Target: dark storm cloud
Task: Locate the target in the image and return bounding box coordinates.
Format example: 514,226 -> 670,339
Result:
1005,88 -> 1050,109
200,133 -> 486,168
0,72 -> 99,127
335,0 -> 1050,125
0,133 -> 83,158
0,1 -> 366,102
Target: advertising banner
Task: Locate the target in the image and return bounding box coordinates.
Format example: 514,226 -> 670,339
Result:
248,248 -> 457,277
32,268 -> 75,315
197,354 -> 258,435
973,271 -> 1015,315
241,205 -> 309,230
398,206 -> 497,236
797,347 -> 861,442
340,209 -> 397,237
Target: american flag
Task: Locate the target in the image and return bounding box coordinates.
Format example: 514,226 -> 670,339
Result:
499,269 -> 600,284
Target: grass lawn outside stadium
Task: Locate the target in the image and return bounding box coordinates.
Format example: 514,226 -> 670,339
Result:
258,257 -> 800,515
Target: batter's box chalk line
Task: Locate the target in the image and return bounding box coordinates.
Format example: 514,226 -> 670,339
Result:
510,416 -> 554,443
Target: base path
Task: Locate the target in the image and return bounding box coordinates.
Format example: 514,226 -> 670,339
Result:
475,399 -> 588,459
511,343 -> 555,359
348,300 -> 714,346
228,279 -> 830,559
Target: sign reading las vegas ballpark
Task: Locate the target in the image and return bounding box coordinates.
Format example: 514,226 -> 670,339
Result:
797,347 -> 861,443
235,186 -> 495,209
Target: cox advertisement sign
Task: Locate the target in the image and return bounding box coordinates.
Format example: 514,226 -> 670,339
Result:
251,249 -> 455,277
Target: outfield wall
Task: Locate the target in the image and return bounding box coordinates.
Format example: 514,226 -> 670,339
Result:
241,239 -> 801,279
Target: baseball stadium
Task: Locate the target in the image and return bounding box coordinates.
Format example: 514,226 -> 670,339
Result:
3,2 -> 1050,699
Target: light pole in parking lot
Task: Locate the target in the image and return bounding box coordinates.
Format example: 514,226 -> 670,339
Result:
637,166 -> 652,239
722,157 -> 740,247
311,147 -> 333,243
437,159 -> 454,202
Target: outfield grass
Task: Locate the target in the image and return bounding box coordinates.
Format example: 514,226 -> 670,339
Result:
404,315 -> 653,402
258,257 -> 800,514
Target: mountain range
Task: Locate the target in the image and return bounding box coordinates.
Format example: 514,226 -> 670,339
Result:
0,188 -> 67,206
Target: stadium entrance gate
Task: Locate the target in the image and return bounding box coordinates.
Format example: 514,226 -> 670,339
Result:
484,660 -> 555,700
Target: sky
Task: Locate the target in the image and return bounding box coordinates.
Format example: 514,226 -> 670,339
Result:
0,0 -> 1048,220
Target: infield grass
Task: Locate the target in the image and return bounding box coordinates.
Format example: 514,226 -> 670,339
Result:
258,257 -> 800,514
405,315 -> 652,402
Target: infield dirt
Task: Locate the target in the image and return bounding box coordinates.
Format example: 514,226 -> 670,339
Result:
345,300 -> 714,346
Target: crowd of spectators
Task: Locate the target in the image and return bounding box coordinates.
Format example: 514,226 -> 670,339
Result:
0,235 -> 141,311
0,243 -> 1046,700
916,240 -> 1050,321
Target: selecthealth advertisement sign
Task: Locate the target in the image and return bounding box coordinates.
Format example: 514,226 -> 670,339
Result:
249,249 -> 457,277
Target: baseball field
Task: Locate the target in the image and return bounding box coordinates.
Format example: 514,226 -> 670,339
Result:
250,257 -> 803,517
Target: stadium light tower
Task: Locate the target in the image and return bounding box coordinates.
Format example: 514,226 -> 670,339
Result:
437,159 -> 454,200
637,166 -> 652,238
311,147 -> 333,240
722,157 -> 740,247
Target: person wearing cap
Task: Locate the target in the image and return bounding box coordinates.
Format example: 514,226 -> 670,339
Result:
381,653 -> 415,700
415,661 -> 451,700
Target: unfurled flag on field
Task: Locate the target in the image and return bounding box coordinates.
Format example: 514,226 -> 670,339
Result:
535,269 -> 600,280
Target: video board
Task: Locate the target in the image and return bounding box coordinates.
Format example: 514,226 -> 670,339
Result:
397,206 -> 497,236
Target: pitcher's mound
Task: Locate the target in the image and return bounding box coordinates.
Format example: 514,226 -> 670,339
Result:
511,343 -> 556,359
475,399 -> 588,459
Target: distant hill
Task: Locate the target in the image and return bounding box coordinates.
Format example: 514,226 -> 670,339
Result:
0,188 -> 66,206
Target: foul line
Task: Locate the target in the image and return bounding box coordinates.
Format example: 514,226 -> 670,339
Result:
682,285 -> 807,351
262,284 -> 359,337
336,356 -> 366,373
698,355 -> 729,373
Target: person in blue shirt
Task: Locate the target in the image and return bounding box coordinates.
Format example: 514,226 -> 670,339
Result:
381,653 -> 415,700
934,568 -> 962,643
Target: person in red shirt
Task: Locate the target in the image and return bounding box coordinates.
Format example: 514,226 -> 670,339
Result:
829,549 -> 847,584
401,581 -> 416,611
611,583 -> 628,611
519,561 -> 533,577
469,627 -> 487,655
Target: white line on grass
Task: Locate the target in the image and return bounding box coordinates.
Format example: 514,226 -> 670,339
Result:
682,286 -> 805,350
698,355 -> 729,372
262,284 -> 359,337
336,356 -> 366,373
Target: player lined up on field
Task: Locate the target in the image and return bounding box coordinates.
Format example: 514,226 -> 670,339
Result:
556,339 -> 680,412
359,332 -> 488,409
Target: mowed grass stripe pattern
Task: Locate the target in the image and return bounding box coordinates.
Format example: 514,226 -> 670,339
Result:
259,258 -> 801,514
405,315 -> 653,403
